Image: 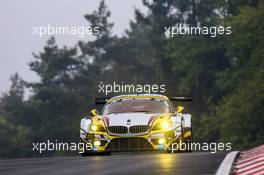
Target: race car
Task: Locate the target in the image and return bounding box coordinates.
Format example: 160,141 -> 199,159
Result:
80,94 -> 192,155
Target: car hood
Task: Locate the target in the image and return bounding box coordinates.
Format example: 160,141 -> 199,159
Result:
103,112 -> 160,126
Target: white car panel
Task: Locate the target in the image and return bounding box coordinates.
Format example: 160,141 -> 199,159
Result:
105,112 -> 157,126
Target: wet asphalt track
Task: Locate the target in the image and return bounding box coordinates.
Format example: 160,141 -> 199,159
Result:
0,152 -> 226,175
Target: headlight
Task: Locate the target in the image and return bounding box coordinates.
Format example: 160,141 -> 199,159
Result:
161,121 -> 170,129
94,141 -> 101,146
90,125 -> 106,132
152,120 -> 172,131
91,125 -> 97,131
158,138 -> 166,144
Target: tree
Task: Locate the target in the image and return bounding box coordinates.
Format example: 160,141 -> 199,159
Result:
0,73 -> 32,157
0,73 -> 25,123
28,37 -> 85,143
198,0 -> 264,147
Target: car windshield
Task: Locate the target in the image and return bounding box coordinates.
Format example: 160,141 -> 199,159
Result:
103,98 -> 171,114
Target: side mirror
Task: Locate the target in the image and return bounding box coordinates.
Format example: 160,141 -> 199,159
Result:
176,106 -> 184,113
91,109 -> 99,116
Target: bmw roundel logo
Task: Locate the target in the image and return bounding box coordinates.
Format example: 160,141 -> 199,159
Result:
127,119 -> 131,125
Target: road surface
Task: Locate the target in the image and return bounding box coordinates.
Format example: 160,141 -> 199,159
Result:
0,152 -> 226,175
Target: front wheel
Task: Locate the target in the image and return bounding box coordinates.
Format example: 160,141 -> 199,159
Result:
167,132 -> 193,153
166,136 -> 184,153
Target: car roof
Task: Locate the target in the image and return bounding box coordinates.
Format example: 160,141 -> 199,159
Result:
108,94 -> 169,103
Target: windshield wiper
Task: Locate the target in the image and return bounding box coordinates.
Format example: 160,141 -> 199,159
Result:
133,110 -> 150,113
106,111 -> 155,114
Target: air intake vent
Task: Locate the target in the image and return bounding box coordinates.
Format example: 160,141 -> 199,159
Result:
108,126 -> 128,134
129,125 -> 149,133
106,138 -> 152,151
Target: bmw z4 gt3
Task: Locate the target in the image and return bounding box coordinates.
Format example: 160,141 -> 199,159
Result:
80,94 -> 192,155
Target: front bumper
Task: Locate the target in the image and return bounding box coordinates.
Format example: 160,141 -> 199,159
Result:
80,130 -> 178,152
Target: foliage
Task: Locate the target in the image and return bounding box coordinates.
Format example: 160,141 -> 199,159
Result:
0,0 -> 263,157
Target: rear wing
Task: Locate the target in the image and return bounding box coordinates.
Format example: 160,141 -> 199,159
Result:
169,96 -> 193,102
95,95 -> 192,105
95,97 -> 111,105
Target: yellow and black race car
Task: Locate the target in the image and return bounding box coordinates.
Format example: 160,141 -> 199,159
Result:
80,94 -> 192,155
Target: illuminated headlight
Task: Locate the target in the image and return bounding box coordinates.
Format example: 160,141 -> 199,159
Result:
91,125 -> 97,131
161,121 -> 170,129
158,138 -> 166,144
94,141 -> 101,146
152,120 -> 172,131
90,125 -> 106,132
